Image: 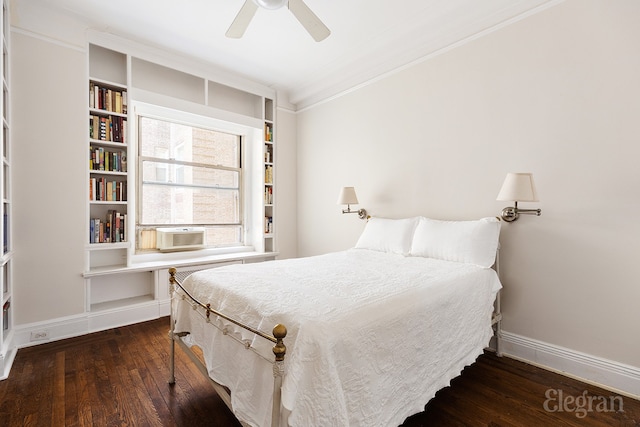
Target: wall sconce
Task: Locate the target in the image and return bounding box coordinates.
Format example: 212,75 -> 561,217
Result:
496,173 -> 542,222
337,187 -> 367,220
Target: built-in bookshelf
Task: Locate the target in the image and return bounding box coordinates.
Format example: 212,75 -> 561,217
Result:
87,45 -> 130,272
0,0 -> 13,379
264,98 -> 275,253
82,40 -> 277,331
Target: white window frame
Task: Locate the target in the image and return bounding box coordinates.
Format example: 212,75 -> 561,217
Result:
130,101 -> 263,263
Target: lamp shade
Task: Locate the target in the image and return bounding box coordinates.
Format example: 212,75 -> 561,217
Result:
496,173 -> 539,202
253,0 -> 287,10
337,187 -> 359,205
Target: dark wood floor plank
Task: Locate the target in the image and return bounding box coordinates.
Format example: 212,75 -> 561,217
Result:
137,361 -> 178,427
52,350 -> 66,426
0,317 -> 638,427
140,340 -> 197,426
73,343 -> 97,427
448,366 -> 578,426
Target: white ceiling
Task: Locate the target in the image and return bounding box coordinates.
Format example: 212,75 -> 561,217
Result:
36,0 -> 558,109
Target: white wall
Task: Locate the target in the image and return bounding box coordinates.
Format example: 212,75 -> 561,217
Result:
274,107 -> 298,259
12,33 -> 87,324
296,0 -> 640,375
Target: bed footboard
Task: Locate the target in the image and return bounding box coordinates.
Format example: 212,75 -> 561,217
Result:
168,267 -> 287,427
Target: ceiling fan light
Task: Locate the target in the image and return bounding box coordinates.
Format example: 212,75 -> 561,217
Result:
253,0 -> 288,10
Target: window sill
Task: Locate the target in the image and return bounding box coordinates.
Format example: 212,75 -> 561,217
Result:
83,248 -> 278,278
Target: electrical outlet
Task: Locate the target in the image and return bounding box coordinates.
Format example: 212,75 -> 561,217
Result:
30,330 -> 49,341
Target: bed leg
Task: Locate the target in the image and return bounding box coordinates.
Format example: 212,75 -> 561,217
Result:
272,363 -> 284,427
496,323 -> 503,358
271,324 -> 287,427
494,250 -> 504,357
495,289 -> 503,358
169,329 -> 176,385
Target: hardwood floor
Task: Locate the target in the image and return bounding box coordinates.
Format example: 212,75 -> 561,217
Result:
0,317 -> 638,426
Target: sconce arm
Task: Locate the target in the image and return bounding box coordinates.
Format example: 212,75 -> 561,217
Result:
517,208 -> 542,216
500,204 -> 542,222
342,205 -> 368,220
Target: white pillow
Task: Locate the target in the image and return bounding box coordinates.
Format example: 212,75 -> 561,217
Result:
355,217 -> 419,255
410,217 -> 501,267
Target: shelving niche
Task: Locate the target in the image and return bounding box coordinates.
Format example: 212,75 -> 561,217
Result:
264,97 -> 275,253
86,44 -> 145,315
0,0 -> 14,379
87,45 -> 129,272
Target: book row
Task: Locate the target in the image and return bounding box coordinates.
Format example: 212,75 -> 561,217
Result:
89,115 -> 127,143
89,178 -> 128,202
2,212 -> 7,255
265,165 -> 273,184
265,123 -> 273,142
90,146 -> 128,173
90,210 -> 127,244
2,300 -> 9,331
265,216 -> 273,234
89,82 -> 128,114
264,186 -> 273,204
264,144 -> 273,163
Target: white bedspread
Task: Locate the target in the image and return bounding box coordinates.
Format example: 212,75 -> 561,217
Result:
173,249 -> 501,427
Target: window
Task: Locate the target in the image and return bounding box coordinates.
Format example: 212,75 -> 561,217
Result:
137,116 -> 243,251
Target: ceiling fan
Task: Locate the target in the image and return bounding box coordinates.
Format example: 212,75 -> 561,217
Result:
226,0 -> 331,42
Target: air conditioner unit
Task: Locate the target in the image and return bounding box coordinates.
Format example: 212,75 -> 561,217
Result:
156,227 -> 205,252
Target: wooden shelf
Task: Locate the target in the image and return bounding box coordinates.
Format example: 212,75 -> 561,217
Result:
90,295 -> 154,312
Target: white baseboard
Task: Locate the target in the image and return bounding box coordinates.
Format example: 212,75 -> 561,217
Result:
12,299 -> 169,350
500,330 -> 640,399
0,344 -> 17,380
13,313 -> 89,349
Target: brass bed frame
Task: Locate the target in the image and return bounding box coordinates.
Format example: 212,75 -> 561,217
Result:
167,252 -> 504,427
168,267 -> 288,427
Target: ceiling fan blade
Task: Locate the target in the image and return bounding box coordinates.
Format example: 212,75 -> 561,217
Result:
288,0 -> 330,42
226,0 -> 259,38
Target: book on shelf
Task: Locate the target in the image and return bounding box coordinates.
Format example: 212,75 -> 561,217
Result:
89,210 -> 127,244
2,300 -> 9,331
264,144 -> 272,163
264,186 -> 273,204
265,216 -> 273,234
90,82 -> 128,114
122,91 -> 128,114
3,212 -> 7,254
264,123 -> 273,142
89,146 -> 127,172
89,115 -> 127,143
89,178 -> 127,202
265,165 -> 273,184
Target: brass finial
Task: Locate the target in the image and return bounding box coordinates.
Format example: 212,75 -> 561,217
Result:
272,324 -> 287,362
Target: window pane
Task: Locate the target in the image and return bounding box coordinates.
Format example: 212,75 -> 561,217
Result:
140,184 -> 239,225
137,114 -> 243,251
142,161 -> 239,188
206,226 -> 243,247
139,116 -> 239,168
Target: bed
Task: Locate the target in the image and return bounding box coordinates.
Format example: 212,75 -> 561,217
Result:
168,216 -> 503,426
